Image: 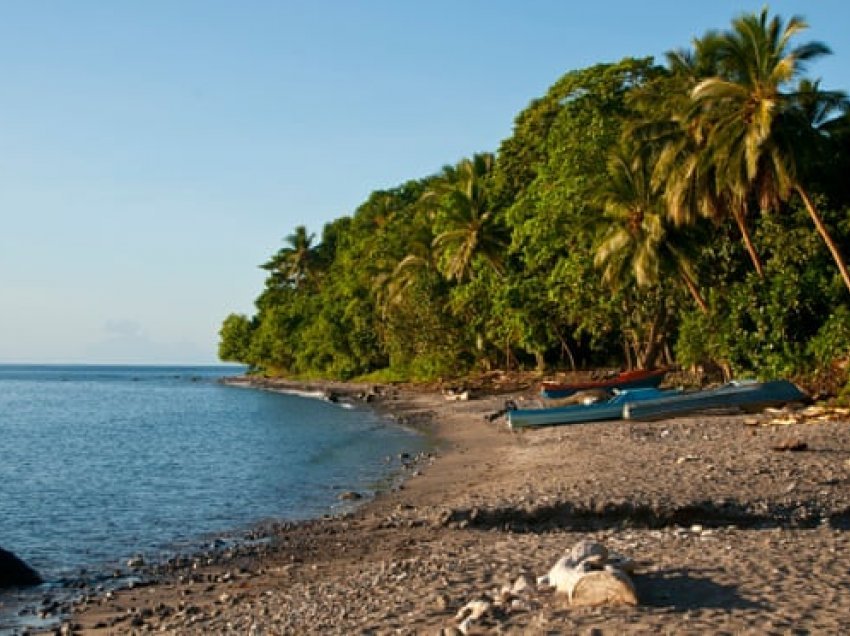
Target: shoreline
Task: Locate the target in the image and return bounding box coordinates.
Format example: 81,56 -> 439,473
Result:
49,376 -> 850,633
2,376 -> 441,635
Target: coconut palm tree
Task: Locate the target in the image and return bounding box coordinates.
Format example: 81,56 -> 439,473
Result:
786,78 -> 850,193
373,241 -> 436,317
595,148 -> 708,313
691,8 -> 850,293
634,39 -> 766,276
261,225 -> 316,288
423,153 -> 507,282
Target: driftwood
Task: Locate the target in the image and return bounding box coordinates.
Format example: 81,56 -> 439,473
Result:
484,399 -> 518,422
443,388 -> 471,402
537,540 -> 638,607
772,438 -> 808,452
450,575 -> 533,634
543,389 -> 611,407
450,541 -> 636,632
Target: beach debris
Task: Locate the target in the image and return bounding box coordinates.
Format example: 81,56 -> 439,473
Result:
443,388 -> 471,401
745,405 -> 850,427
338,490 -> 363,501
544,389 -> 611,407
484,399 -> 518,422
450,574 -> 537,633
537,539 -> 638,607
772,438 -> 808,452
511,574 -> 533,594
454,599 -> 492,633
127,555 -> 145,568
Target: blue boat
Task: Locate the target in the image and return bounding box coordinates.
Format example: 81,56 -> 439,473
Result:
622,379 -> 807,421
508,387 -> 678,430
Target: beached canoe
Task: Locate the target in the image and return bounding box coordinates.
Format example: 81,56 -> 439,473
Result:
540,368 -> 666,399
622,379 -> 807,421
508,387 -> 678,430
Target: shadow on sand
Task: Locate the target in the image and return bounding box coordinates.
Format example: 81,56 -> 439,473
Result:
637,567 -> 767,611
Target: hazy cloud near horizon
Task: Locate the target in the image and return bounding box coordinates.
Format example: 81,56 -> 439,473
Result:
81,320 -> 212,364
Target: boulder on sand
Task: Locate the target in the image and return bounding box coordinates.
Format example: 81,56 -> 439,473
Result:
0,546 -> 43,587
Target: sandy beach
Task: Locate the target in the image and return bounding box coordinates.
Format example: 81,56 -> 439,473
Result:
62,375 -> 850,634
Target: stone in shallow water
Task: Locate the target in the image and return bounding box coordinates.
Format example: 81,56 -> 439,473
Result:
0,546 -> 43,587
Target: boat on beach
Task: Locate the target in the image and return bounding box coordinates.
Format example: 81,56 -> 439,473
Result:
508,387 -> 678,429
623,379 -> 808,421
540,368 -> 666,399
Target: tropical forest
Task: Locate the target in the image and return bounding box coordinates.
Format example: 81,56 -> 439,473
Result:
219,9 -> 850,396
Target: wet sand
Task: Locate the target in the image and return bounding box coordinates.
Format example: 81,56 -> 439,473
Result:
62,377 -> 850,634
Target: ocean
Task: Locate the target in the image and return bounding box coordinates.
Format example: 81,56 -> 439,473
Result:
0,365 -> 426,628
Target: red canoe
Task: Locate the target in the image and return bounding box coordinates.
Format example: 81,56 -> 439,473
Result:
540,368 -> 666,399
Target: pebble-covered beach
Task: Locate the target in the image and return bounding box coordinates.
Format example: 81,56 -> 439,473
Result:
52,378 -> 850,634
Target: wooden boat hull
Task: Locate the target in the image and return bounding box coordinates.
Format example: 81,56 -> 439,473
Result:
540,369 -> 666,399
508,388 -> 676,429
623,380 -> 807,421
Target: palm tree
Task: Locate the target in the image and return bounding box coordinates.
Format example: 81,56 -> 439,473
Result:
659,125 -> 765,277
636,39 -> 766,276
373,241 -> 436,318
691,8 -> 850,293
595,148 -> 708,314
787,78 -> 850,193
261,225 -> 316,288
423,153 -> 507,282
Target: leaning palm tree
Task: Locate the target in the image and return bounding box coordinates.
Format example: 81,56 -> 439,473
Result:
636,38 -> 766,276
691,8 -> 850,293
423,153 -> 507,282
659,124 -> 765,277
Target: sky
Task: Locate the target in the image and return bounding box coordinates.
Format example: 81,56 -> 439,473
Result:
1,1 -> 848,364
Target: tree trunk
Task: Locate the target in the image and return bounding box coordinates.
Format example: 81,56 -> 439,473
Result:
663,342 -> 674,366
680,272 -> 709,314
503,340 -> 510,371
642,329 -> 665,370
732,206 -> 765,277
534,351 -> 546,372
637,303 -> 669,370
553,325 -> 577,371
797,185 -> 850,295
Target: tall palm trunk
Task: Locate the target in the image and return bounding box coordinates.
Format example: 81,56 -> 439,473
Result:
731,207 -> 765,277
797,185 -> 850,294
680,272 -> 709,314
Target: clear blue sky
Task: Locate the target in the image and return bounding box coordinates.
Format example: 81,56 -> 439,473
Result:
1,1 -> 848,364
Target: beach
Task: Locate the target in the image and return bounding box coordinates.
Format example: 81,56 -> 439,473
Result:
65,376 -> 850,634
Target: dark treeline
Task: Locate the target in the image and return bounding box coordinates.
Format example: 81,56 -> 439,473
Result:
219,9 -> 850,394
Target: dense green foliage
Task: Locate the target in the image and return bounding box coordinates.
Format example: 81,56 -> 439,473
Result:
220,9 -> 850,390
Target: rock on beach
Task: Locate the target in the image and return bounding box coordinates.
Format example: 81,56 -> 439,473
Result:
0,546 -> 43,587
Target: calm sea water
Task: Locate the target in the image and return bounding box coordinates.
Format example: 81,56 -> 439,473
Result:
0,365 -> 425,586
